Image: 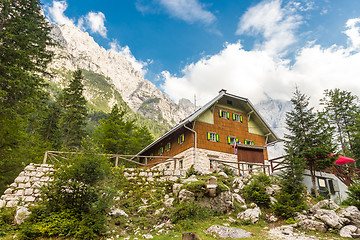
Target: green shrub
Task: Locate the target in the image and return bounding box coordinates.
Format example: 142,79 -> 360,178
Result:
223,167 -> 233,176
170,202 -> 212,223
243,174 -> 271,208
183,180 -> 206,193
343,180 -> 360,209
285,217 -> 296,224
19,148 -> 114,240
0,207 -> 16,236
186,165 -> 197,178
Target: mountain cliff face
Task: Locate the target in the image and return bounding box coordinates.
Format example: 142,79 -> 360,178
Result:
48,23 -> 192,127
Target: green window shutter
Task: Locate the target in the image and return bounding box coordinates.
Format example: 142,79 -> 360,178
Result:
235,138 -> 239,143
240,115 -> 243,123
251,141 -> 254,145
216,134 -> 219,142
178,136 -> 180,144
227,136 -> 231,144
182,134 -> 185,142
169,143 -> 171,149
227,112 -> 230,119
232,113 -> 236,121
244,139 -> 248,144
219,110 -> 222,117
207,132 -> 211,140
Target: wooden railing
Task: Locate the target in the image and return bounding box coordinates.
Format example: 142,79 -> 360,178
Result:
268,155 -> 288,173
43,151 -> 181,169
209,158 -> 271,176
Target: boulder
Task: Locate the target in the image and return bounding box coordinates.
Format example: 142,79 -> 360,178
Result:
310,199 -> 340,213
142,233 -> 153,239
178,189 -> 195,203
232,193 -> 246,205
182,232 -> 201,240
173,183 -> 183,196
14,206 -> 31,225
198,191 -> 234,214
237,207 -> 261,224
218,172 -> 228,179
164,198 -> 175,207
315,209 -> 344,229
205,225 -> 251,238
338,206 -> 360,227
339,225 -> 358,238
265,186 -> 275,196
298,219 -> 327,233
0,200 -> 5,208
109,208 -> 129,217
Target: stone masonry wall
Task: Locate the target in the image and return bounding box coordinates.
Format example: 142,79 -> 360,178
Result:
0,164 -> 187,208
0,163 -> 54,208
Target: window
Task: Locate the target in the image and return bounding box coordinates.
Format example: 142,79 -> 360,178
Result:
158,147 -> 164,155
207,132 -> 219,142
179,160 -> 183,169
165,142 -> 171,152
149,153 -> 154,161
232,113 -> 243,123
219,109 -> 230,119
244,139 -> 254,145
178,134 -> 185,144
227,136 -> 239,144
210,160 -> 214,169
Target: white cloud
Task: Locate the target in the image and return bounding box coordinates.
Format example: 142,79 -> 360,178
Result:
344,18 -> 360,51
45,0 -> 75,26
109,40 -> 149,75
78,12 -> 107,38
162,40 -> 360,107
236,0 -> 303,55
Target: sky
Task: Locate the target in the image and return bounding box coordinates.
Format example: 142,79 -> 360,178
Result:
41,0 -> 360,107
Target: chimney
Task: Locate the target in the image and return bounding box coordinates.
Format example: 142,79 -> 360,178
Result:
219,89 -> 227,94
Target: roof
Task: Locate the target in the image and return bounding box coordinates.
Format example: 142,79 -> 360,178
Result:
136,90 -> 280,156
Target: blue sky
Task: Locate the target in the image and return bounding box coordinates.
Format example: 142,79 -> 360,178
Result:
42,0 -> 360,106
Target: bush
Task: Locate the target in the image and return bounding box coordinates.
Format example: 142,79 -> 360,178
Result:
343,180 -> 360,209
273,183 -> 306,219
170,202 -> 212,223
243,174 -> 271,208
0,207 -> 16,236
186,165 -> 197,178
19,148 -> 114,240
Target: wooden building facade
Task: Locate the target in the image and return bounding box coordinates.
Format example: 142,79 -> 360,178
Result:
137,90 -> 279,173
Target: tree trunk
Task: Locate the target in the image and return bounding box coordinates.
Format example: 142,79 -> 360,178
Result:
310,167 -> 319,198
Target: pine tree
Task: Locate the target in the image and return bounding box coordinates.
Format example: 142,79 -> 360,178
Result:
59,70 -> 88,149
94,104 -> 154,155
285,88 -> 336,198
320,89 -> 359,156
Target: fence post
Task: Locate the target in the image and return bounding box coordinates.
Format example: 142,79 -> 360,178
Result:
43,151 -> 48,164
145,157 -> 148,169
115,156 -> 119,167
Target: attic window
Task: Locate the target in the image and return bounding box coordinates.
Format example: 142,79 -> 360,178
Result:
178,134 -> 185,144
158,147 -> 164,155
232,113 -> 243,123
227,100 -> 233,105
165,142 -> 171,152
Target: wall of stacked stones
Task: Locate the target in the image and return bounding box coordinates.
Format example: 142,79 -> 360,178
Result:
0,163 -> 54,208
0,164 -> 188,208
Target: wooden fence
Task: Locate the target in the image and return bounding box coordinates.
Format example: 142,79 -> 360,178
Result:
209,158 -> 271,176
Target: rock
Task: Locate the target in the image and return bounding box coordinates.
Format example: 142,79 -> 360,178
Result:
278,225 -> 293,235
218,172 -> 228,179
173,183 -> 183,196
266,214 -> 278,222
339,225 -> 358,238
182,232 -> 201,240
14,206 -> 31,225
6,201 -> 17,208
315,209 -> 344,229
270,196 -> 277,205
232,193 -> 245,205
249,203 -> 257,208
198,191 -> 234,214
205,225 -> 251,238
237,207 -> 261,224
4,188 -> 13,195
193,166 -> 205,175
338,206 -> 360,227
271,184 -> 281,192
165,198 -> 175,207
155,208 -> 165,215
178,189 -> 195,203
294,212 -> 308,221
142,233 -> 153,239
0,200 -> 5,208
265,186 -> 275,196
298,219 -> 327,233
109,208 -> 129,217
310,199 -> 340,213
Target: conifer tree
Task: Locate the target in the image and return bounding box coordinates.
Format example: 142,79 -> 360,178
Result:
285,88 -> 336,198
94,104 -> 154,155
320,89 -> 359,157
59,70 -> 88,149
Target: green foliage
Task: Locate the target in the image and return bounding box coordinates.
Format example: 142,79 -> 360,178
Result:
343,180 -> 360,209
285,88 -> 336,198
0,207 -> 16,236
183,180 -> 206,193
93,104 -> 154,155
58,70 -> 88,149
243,174 -> 271,208
170,202 -> 212,224
186,165 -> 197,178
285,217 -> 296,225
222,167 -> 233,176
20,148 -> 114,239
